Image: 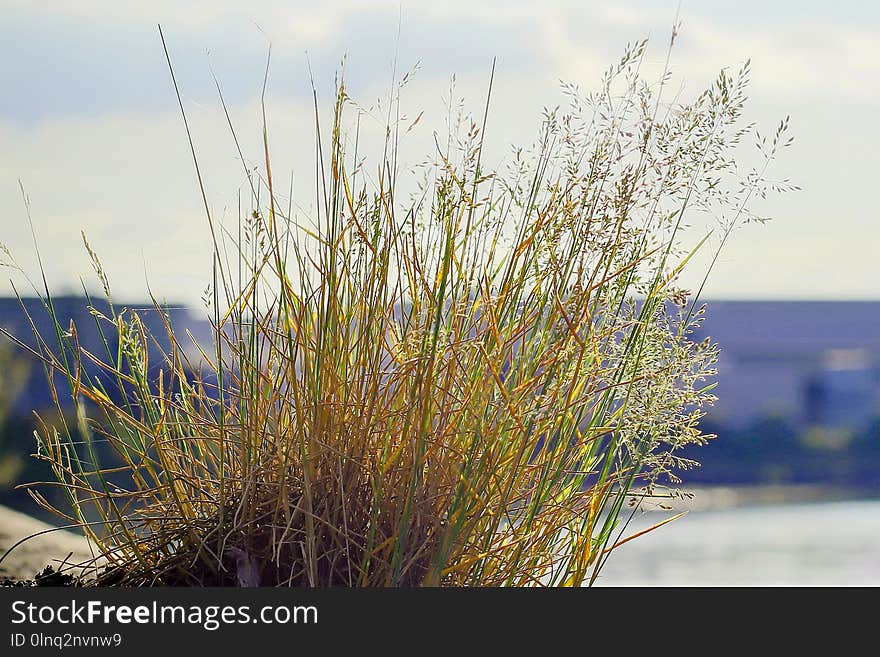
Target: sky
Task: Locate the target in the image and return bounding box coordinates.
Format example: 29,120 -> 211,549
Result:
1,0 -> 878,305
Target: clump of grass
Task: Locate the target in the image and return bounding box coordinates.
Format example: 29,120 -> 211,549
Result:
5,31 -> 793,586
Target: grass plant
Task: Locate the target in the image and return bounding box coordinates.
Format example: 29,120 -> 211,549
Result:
1,29 -> 793,586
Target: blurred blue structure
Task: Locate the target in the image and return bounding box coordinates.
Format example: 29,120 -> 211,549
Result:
0,296 -> 214,416
692,301 -> 880,433
0,297 -> 879,492
2,297 -> 879,435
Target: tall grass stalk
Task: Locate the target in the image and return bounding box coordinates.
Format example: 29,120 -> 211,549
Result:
3,31 -> 793,586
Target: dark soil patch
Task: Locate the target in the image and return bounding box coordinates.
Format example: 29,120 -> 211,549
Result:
0,565 -> 79,587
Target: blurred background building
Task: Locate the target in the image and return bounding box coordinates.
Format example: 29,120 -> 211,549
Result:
2,297 -> 879,506
696,301 -> 880,431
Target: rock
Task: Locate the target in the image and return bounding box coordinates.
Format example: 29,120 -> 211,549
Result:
0,504 -> 101,581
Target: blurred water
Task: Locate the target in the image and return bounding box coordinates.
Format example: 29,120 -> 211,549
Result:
594,499 -> 880,586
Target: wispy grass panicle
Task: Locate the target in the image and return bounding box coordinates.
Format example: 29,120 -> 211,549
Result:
7,30 -> 792,586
